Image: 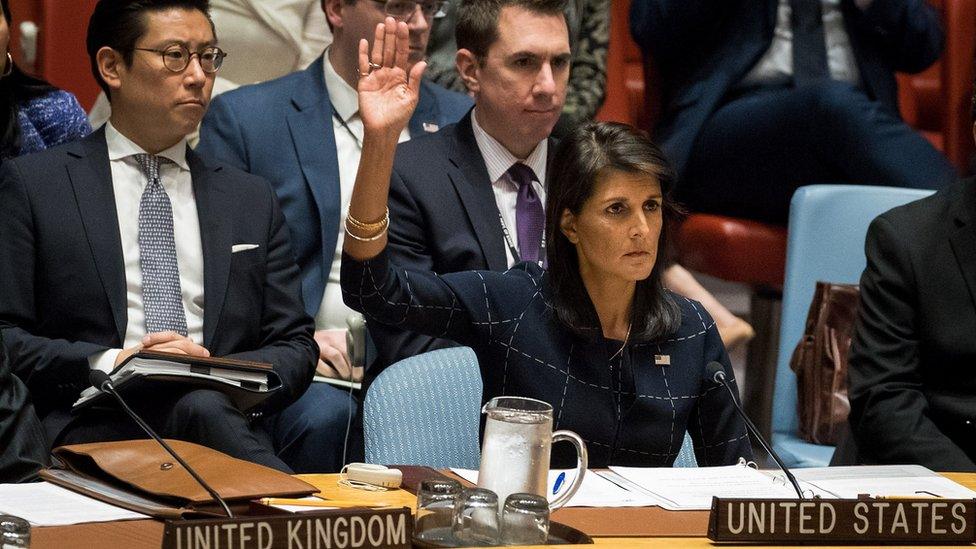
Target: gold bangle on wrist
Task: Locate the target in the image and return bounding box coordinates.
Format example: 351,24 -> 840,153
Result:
344,224 -> 388,242
346,208 -> 389,233
344,209 -> 389,242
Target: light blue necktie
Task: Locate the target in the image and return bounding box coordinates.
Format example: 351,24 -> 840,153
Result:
135,153 -> 188,336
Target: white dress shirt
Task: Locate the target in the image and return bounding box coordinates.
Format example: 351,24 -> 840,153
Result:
89,122 -> 206,372
315,51 -> 411,331
471,108 -> 548,269
741,0 -> 874,88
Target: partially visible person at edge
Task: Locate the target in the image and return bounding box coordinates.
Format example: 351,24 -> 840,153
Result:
0,0 -> 90,164
845,82 -> 976,471
341,18 -> 752,468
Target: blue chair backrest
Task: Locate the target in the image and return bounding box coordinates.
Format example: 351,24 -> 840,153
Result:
771,185 -> 935,439
674,432 -> 698,467
364,347 -> 483,468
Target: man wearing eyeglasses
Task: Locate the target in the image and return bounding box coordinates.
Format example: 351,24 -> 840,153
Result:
197,0 -> 471,469
0,0 -> 318,472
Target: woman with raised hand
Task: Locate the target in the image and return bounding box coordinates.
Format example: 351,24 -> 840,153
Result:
342,18 -> 751,467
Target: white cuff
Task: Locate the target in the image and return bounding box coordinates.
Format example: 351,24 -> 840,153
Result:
88,349 -> 123,374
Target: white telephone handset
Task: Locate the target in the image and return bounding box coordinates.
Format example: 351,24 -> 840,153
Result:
343,463 -> 403,489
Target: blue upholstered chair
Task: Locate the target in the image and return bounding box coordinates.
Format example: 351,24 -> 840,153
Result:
675,432 -> 698,468
771,185 -> 935,468
363,347 -> 483,468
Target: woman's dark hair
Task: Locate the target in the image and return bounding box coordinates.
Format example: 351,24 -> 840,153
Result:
86,0 -> 213,100
0,0 -> 56,158
545,121 -> 683,341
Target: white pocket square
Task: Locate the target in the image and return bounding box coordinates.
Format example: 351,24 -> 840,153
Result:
232,244 -> 259,253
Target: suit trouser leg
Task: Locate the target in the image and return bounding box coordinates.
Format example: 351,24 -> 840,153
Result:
0,372 -> 49,482
681,81 -> 957,224
262,382 -> 360,473
55,388 -> 292,473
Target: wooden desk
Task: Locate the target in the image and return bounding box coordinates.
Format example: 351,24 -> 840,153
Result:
30,473 -> 976,548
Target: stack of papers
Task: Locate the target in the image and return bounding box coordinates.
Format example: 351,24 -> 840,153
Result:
0,482 -> 148,526
608,465 -> 817,510
789,465 -> 976,499
454,464 -> 976,512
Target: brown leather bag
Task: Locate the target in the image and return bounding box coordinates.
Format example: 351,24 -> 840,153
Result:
789,282 -> 860,445
41,439 -> 317,518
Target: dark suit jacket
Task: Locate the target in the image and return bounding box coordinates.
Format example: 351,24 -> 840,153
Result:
848,177 -> 976,471
0,129 -> 318,443
344,249 -> 752,467
368,113 -> 556,380
629,0 -> 944,178
196,55 -> 472,317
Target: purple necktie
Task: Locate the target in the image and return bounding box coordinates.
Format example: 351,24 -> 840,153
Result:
507,162 -> 544,264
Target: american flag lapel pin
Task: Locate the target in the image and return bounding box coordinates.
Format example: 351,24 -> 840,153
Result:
654,354 -> 671,366
422,122 -> 439,133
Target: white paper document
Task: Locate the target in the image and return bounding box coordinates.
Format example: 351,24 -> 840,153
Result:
450,468 -> 661,507
267,496 -> 341,513
0,482 -> 148,526
788,465 -> 976,499
608,465 -> 813,511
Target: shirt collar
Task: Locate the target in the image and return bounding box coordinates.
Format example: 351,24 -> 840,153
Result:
471,107 -> 548,186
323,47 -> 360,123
105,120 -> 189,171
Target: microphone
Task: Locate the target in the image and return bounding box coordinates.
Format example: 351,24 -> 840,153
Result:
705,361 -> 805,500
88,369 -> 234,517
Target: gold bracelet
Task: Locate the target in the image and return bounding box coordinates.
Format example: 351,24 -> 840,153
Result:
346,208 -> 389,233
344,213 -> 389,240
344,224 -> 388,242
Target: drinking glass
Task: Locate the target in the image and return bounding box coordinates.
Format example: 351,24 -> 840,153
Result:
500,492 -> 549,546
414,478 -> 461,544
0,515 -> 30,548
452,488 -> 500,546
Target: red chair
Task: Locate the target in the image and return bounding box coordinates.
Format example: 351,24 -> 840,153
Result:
897,0 -> 976,174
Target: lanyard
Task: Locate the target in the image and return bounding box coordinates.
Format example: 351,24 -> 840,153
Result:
332,107 -> 362,150
497,212 -> 546,269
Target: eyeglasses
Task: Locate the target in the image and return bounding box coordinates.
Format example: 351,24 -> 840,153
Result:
371,0 -> 448,22
133,44 -> 227,73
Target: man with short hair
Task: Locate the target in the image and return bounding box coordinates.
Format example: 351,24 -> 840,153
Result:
0,0 -> 317,472
846,84 -> 976,471
368,0 -> 571,377
197,0 -> 470,470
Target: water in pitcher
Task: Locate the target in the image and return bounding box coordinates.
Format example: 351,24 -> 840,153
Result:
478,408 -> 552,507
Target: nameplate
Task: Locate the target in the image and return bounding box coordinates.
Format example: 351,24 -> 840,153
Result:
162,507 -> 412,549
708,497 -> 976,544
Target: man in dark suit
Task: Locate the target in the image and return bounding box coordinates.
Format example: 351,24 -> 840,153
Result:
0,345 -> 47,482
630,0 -> 957,224
846,92 -> 976,471
196,0 -> 470,470
367,0 -> 571,377
0,0 -> 317,472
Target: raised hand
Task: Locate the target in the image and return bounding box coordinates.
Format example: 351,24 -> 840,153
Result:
357,17 -> 427,136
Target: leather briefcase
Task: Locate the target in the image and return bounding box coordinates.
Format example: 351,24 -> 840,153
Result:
41,439 -> 317,518
789,282 -> 860,446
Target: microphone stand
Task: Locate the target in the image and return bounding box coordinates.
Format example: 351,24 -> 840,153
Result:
90,370 -> 234,517
709,363 -> 805,500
